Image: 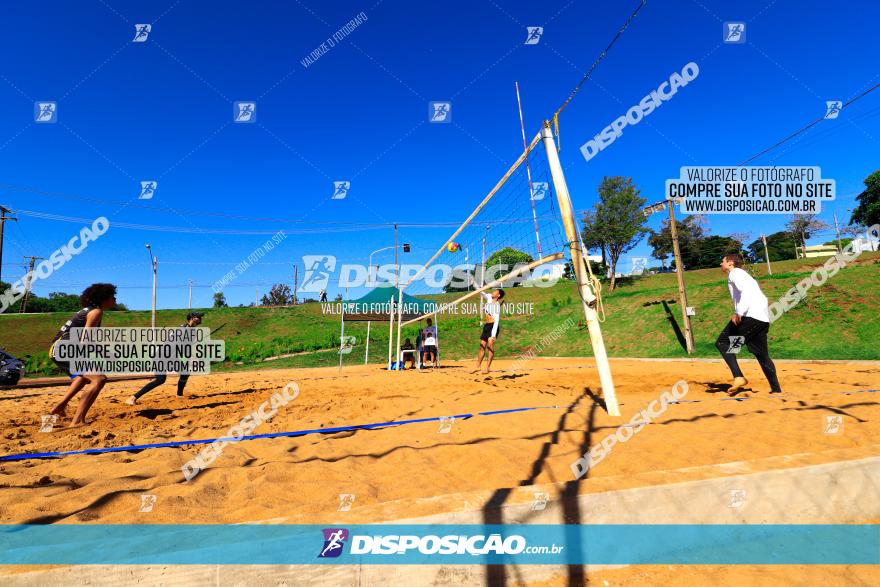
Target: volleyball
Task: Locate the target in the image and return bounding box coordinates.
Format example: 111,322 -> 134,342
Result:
447,242 -> 460,253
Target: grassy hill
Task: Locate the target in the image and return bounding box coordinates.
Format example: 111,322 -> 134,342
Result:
2,252 -> 878,378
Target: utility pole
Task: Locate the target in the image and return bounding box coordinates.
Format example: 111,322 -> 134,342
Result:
188,279 -> 193,309
833,212 -> 843,254
20,256 -> 44,313
666,199 -> 695,354
293,265 -> 298,305
255,288 -> 259,307
0,206 -> 18,287
761,234 -> 772,276
145,245 -> 157,328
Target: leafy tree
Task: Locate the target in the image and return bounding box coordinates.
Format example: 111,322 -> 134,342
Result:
647,215 -> 706,270
484,247 -> 533,287
261,283 -> 293,306
746,231 -> 798,262
692,235 -> 743,269
823,238 -> 853,248
784,214 -> 831,250
581,176 -> 648,291
213,292 -> 228,308
851,169 -> 880,228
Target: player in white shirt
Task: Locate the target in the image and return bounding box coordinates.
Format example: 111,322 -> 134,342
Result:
422,318 -> 438,368
471,288 -> 504,374
716,253 -> 782,394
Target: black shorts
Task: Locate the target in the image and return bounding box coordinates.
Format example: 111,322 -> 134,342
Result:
423,345 -> 437,356
480,322 -> 499,341
50,343 -> 78,379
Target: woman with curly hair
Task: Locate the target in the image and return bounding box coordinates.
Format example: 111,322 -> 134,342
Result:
49,283 -> 117,426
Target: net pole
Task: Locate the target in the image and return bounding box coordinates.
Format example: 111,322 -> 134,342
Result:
386,294 -> 395,369
365,320 -> 371,365
540,121 -> 620,417
515,82 -> 542,257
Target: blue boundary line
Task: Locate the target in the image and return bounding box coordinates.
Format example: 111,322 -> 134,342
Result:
0,405 -> 564,462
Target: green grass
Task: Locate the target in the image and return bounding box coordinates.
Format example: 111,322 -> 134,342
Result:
4,252 -> 878,378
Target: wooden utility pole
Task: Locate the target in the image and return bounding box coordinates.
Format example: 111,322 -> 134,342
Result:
0,206 -> 18,286
293,265 -> 298,305
833,212 -> 843,253
666,199 -> 695,354
20,256 -> 44,313
761,234 -> 772,275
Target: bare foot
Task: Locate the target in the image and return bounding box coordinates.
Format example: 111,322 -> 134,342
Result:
469,369 -> 480,374
481,369 -> 490,375
50,405 -> 66,417
66,422 -> 87,429
125,395 -> 137,406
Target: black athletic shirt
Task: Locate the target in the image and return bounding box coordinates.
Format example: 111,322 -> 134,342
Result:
51,307 -> 94,345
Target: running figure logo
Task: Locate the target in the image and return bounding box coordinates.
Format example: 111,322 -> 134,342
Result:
338,494 -> 355,512
726,336 -> 746,354
531,182 -> 548,201
824,101 -> 843,119
531,492 -> 549,511
332,181 -> 350,200
728,489 -> 747,508
39,414 -> 58,433
429,101 -> 452,123
133,24 -> 151,42
318,528 -> 349,558
339,335 -> 356,355
723,22 -> 746,43
301,255 -> 337,292
823,415 -> 843,434
524,26 -> 543,45
234,102 -> 256,123
139,181 -> 158,200
34,102 -> 57,123
139,494 -> 157,512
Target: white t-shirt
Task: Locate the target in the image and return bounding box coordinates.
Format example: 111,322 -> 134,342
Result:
727,267 -> 770,323
482,292 -> 501,337
423,325 -> 437,346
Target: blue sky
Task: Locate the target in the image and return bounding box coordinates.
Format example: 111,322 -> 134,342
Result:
1,0 -> 878,310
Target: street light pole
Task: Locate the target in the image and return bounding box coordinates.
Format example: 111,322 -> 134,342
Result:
145,244 -> 157,328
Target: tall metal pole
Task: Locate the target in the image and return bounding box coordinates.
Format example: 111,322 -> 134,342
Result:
0,206 -> 18,287
833,212 -> 843,254
20,256 -> 44,313
394,224 -> 403,368
146,245 -> 157,328
293,265 -> 298,305
188,279 -> 193,309
761,234 -> 772,275
666,200 -> 695,354
541,122 -> 619,417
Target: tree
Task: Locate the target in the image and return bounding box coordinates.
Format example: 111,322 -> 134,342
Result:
785,214 -> 831,250
213,292 -> 228,308
851,169 -> 880,228
746,231 -> 798,262
484,247 -> 533,287
261,283 -> 293,306
647,215 -> 705,269
581,177 -> 648,291
692,235 -> 743,269
443,266 -> 474,293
